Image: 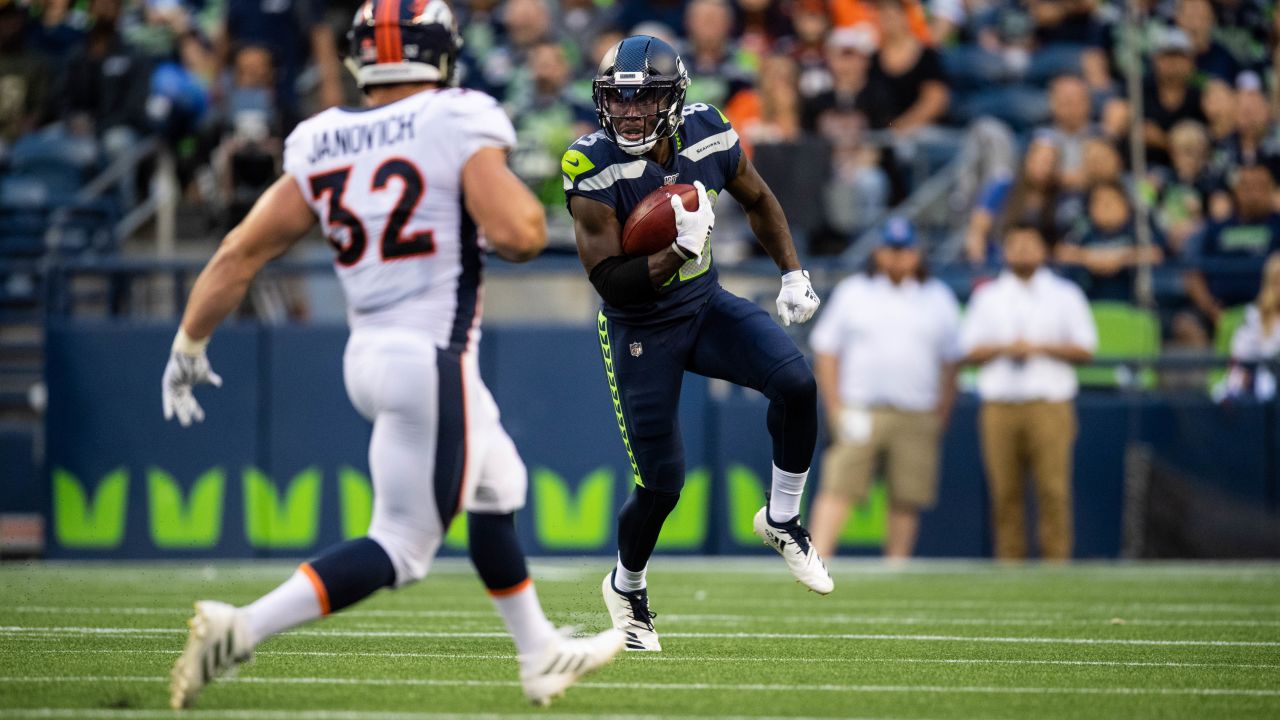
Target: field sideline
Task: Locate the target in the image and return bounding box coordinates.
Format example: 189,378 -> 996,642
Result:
1,559 -> 1278,719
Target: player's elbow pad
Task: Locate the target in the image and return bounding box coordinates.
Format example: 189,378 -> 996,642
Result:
589,255 -> 657,308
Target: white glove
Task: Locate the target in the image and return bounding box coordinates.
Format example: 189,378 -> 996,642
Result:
776,269 -> 820,327
669,180 -> 715,263
162,329 -> 222,427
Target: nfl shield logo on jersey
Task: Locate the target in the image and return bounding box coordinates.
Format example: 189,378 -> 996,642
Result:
630,342 -> 643,357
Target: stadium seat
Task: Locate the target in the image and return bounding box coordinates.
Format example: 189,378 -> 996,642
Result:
1078,302 -> 1160,390
0,205 -> 49,258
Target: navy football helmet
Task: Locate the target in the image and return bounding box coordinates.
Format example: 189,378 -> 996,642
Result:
592,36 -> 690,155
346,0 -> 461,88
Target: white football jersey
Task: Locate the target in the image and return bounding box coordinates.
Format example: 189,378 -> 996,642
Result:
284,88 -> 516,351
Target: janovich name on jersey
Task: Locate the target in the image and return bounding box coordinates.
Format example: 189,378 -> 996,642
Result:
305,112 -> 418,165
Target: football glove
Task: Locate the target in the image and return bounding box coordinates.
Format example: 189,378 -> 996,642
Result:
669,180 -> 714,263
162,329 -> 222,427
776,269 -> 820,327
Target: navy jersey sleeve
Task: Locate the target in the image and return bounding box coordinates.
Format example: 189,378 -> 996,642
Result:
680,103 -> 744,181
562,131 -> 633,213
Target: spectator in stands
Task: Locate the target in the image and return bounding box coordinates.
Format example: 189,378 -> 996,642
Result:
1097,96 -> 1133,166
455,0 -> 504,92
614,0 -> 686,34
858,0 -> 948,201
507,39 -> 595,228
1028,0 -> 1098,48
1176,0 -> 1240,83
802,26 -> 872,132
0,0 -> 50,147
1057,181 -> 1165,301
961,222 -> 1097,562
1143,27 -> 1206,167
59,0 -> 152,206
803,27 -> 888,246
1152,120 -> 1219,253
31,0 -> 89,65
857,0 -> 948,138
682,0 -> 755,108
777,0 -> 834,101
559,0 -> 618,67
210,44 -> 282,228
220,0 -> 342,130
725,53 -> 802,158
1225,252 -> 1280,400
829,0 -> 932,45
1212,0 -> 1271,73
1185,165 -> 1280,331
1200,79 -> 1236,146
1208,78 -> 1280,190
735,0 -> 793,58
1039,74 -> 1094,191
965,138 -> 1064,264
475,0 -> 552,105
1079,136 -> 1125,188
808,218 -> 961,563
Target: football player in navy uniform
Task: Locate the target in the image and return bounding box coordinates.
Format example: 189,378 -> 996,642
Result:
563,35 -> 834,652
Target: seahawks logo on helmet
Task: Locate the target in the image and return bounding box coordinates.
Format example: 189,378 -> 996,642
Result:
346,0 -> 461,88
592,36 -> 690,156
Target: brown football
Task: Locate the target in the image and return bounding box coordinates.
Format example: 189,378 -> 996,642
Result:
621,183 -> 700,256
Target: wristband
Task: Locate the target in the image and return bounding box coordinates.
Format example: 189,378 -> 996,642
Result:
172,327 -> 210,355
670,241 -> 695,261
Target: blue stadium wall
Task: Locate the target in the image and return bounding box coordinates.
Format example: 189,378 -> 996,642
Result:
37,321 -> 1277,559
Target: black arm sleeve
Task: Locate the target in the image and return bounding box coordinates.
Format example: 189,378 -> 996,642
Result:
588,255 -> 658,308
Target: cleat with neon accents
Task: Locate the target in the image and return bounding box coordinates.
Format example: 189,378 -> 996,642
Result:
601,571 -> 661,651
518,626 -> 624,706
753,506 -> 834,594
169,600 -> 253,710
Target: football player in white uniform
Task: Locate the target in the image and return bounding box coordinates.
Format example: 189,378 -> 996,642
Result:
162,0 -> 622,708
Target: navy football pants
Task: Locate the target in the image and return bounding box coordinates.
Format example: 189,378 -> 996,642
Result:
596,286 -> 817,496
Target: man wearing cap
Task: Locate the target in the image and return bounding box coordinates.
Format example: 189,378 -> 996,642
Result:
961,223 -> 1097,561
1143,27 -> 1207,167
808,218 -> 962,562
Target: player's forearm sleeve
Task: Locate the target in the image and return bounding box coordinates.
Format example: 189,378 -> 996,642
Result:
589,255 -> 658,308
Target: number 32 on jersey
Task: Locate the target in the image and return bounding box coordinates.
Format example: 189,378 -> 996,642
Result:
309,157 -> 436,266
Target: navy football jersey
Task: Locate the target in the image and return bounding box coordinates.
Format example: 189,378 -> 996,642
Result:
563,103 -> 743,325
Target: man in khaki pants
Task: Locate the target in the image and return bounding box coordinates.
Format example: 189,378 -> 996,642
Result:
809,219 -> 962,561
960,223 -> 1097,561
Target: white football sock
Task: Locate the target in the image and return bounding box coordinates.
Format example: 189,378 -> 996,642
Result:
243,568 -> 323,647
613,556 -> 647,593
490,581 -> 558,657
769,464 -> 807,524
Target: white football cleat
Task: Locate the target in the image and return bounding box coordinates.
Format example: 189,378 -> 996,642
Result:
169,600 -> 253,710
519,627 -> 624,706
753,506 -> 834,595
601,570 -> 661,651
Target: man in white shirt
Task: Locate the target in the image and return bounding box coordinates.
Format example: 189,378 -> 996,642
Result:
809,218 -> 962,561
960,222 -> 1097,561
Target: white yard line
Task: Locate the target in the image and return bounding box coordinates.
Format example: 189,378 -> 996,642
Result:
0,710 -> 901,720
16,648 -> 1280,670
1,676 -> 1278,698
8,606 -> 1280,628
2,626 -> 1277,647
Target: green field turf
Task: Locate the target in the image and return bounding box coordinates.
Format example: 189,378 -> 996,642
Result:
1,558 -> 1278,719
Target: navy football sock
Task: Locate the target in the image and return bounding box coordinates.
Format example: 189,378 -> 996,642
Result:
617,485 -> 680,572
467,512 -> 530,592
306,537 -> 396,614
763,356 -> 818,475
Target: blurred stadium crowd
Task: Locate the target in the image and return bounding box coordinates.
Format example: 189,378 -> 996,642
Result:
0,0 -> 1278,359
